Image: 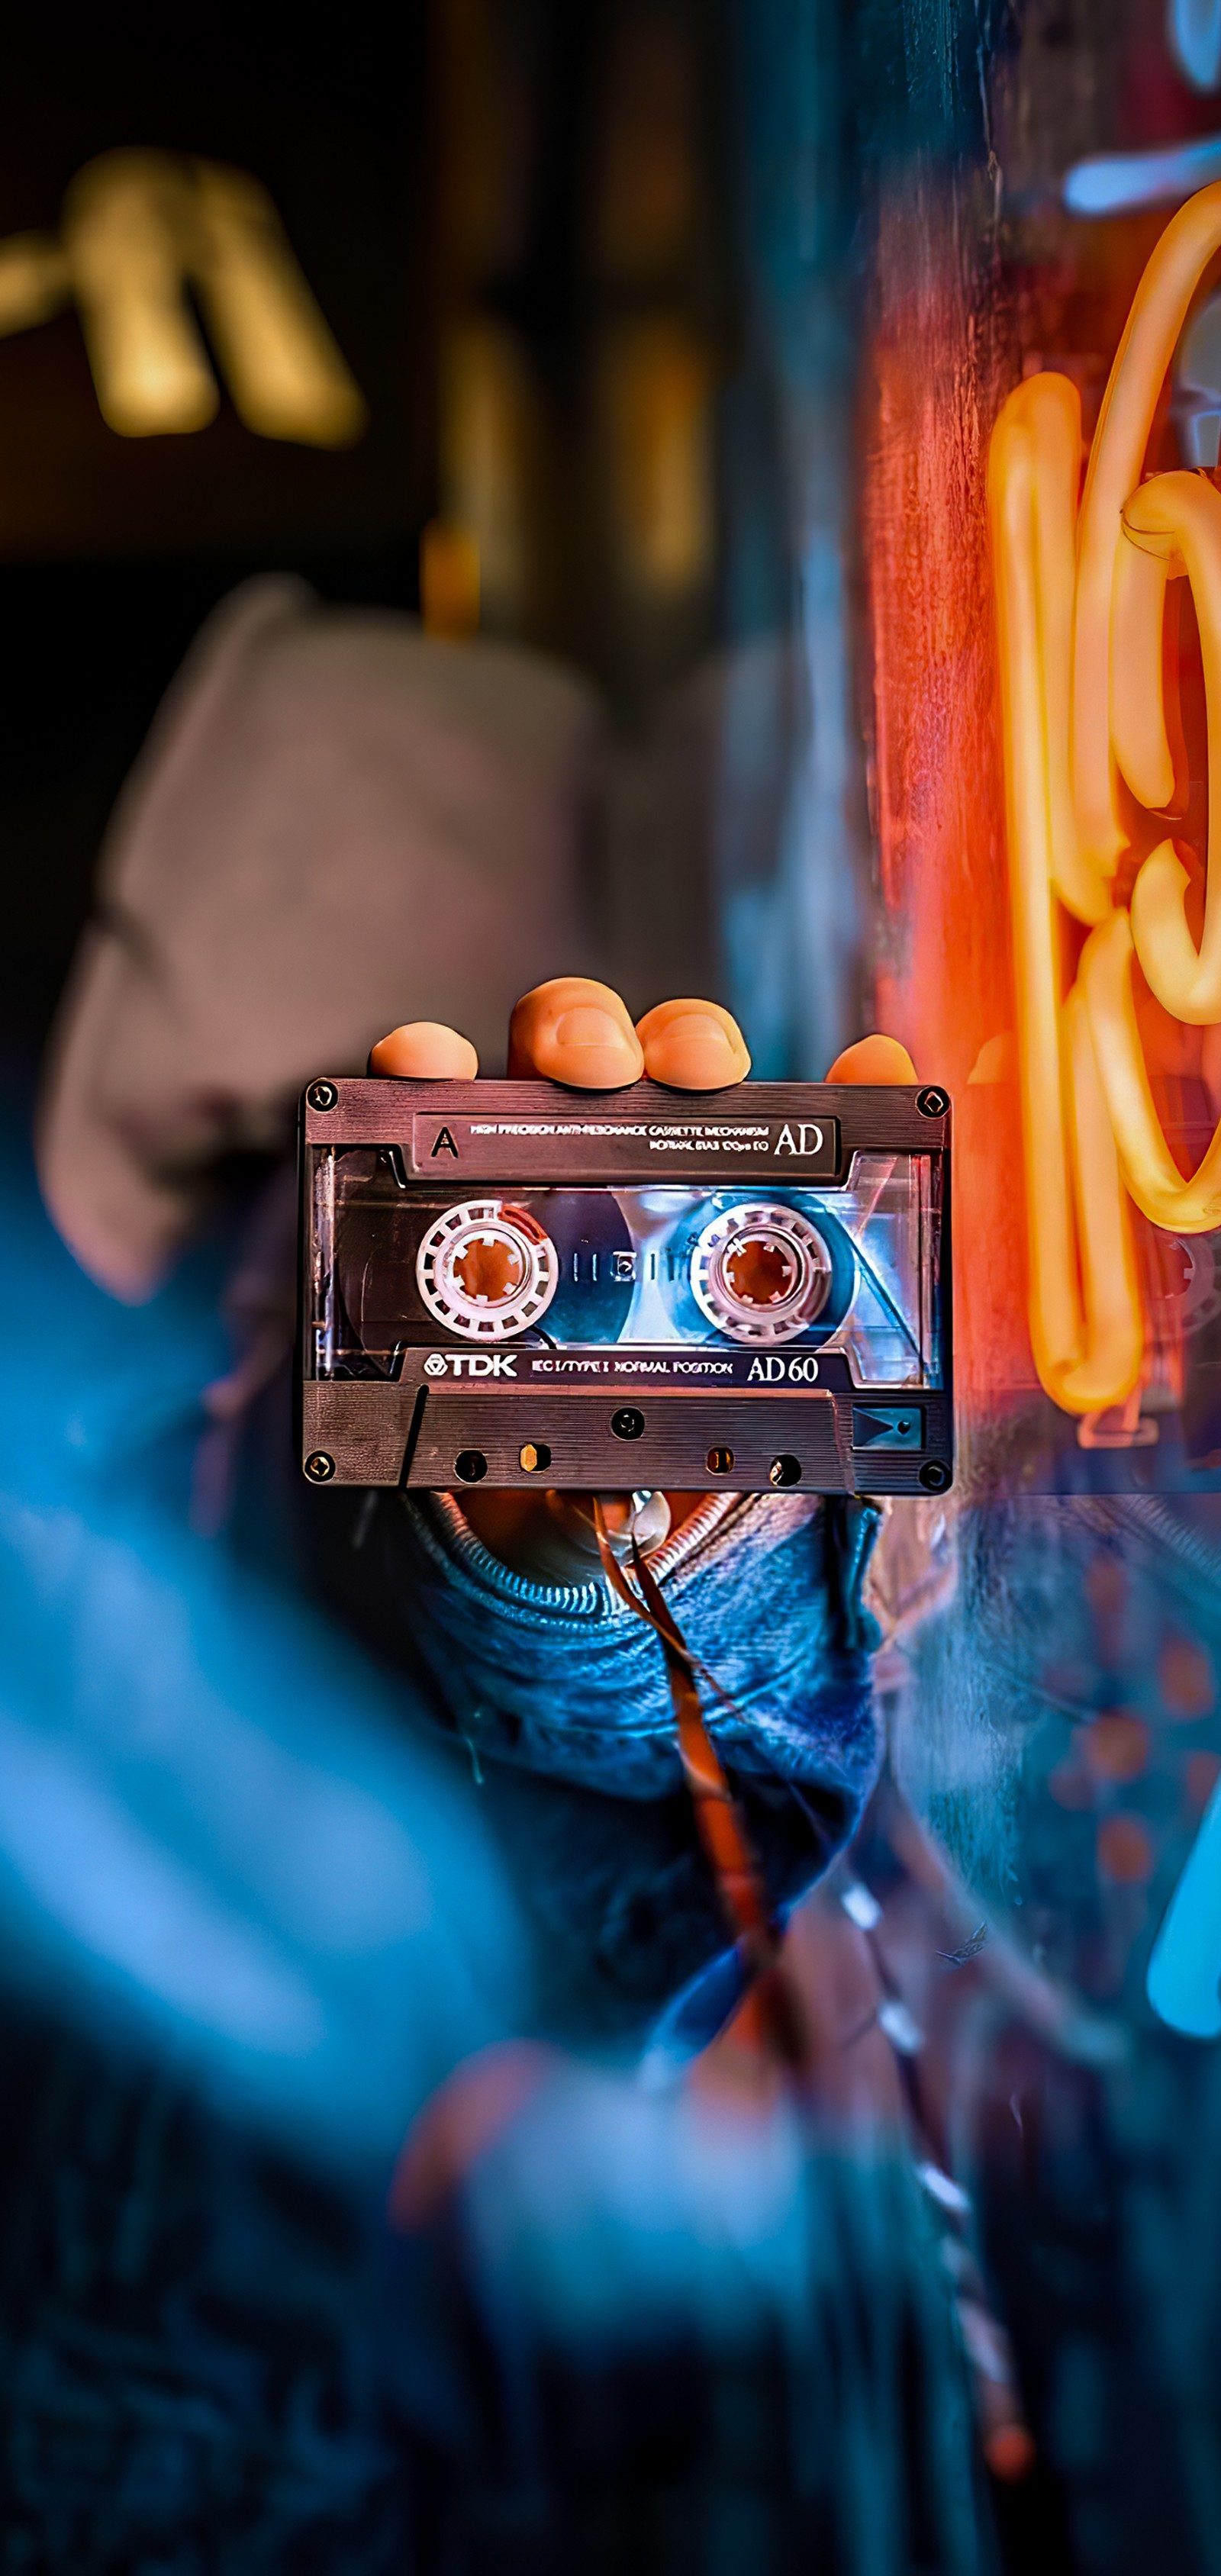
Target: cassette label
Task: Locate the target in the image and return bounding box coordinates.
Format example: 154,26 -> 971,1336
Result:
300,1078 -> 952,1496
410,1109 -> 840,1180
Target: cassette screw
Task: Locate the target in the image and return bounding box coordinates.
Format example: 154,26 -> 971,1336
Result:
307,1079 -> 339,1113
304,1451 -> 336,1483
918,1459 -> 951,1491
915,1085 -> 949,1118
610,1407 -> 646,1441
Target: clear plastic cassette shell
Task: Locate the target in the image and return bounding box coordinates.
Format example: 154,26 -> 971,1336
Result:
299,1078 -> 952,1496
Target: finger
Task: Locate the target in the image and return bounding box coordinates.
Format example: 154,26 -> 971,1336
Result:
824,1032 -> 917,1085
507,977 -> 644,1088
369,1021 -> 479,1078
636,998 -> 751,1090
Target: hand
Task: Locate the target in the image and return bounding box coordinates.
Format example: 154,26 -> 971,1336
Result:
369,980 -> 914,1580
372,977 -> 749,1577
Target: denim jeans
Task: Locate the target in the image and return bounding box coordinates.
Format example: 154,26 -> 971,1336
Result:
341,1484 -> 885,2052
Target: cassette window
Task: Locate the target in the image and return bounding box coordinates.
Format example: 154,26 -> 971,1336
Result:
306,1150 -> 943,1392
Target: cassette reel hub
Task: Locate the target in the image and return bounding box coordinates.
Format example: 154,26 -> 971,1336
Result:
417,1198 -> 558,1341
690,1201 -> 838,1344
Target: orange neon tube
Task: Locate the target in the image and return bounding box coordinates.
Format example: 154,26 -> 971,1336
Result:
1072,179 -> 1221,880
1117,474 -> 1221,1023
988,375 -> 1141,1412
990,180 -> 1221,1416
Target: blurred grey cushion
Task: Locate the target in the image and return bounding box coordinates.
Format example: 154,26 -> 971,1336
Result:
37,577 -> 601,1297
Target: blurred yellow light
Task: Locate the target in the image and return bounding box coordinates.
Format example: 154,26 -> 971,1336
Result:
0,234 -> 70,336
990,179 -> 1221,1419
0,148 -> 366,447
192,162 -> 367,447
420,518 -> 481,639
439,322 -> 534,626
598,320 -> 712,596
64,154 -> 218,436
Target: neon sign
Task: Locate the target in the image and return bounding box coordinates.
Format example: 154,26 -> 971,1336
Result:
990,182 -> 1221,1416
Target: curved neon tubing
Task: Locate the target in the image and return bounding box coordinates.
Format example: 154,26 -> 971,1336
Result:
988,377 -> 1142,1411
1072,180 -> 1221,877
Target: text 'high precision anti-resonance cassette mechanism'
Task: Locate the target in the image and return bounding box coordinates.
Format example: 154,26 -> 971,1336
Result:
298,1078 -> 952,1496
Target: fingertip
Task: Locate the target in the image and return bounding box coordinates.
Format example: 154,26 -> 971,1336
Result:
509,977 -> 643,1088
637,999 -> 751,1090
825,1033 -> 917,1086
369,1022 -> 479,1079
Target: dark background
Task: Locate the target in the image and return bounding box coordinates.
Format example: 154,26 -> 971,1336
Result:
0,5 -> 433,1058
0,2 -> 765,1064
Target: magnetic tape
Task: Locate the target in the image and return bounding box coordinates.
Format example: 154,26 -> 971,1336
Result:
299,1078 -> 952,1496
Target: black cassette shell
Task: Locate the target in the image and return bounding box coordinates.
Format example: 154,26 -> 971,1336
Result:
300,1079 -> 952,1496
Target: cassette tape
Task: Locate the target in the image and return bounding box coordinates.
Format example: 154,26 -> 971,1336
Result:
299,1078 -> 952,1496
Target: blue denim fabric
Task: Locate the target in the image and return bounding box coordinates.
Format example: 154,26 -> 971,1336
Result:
388,1488 -> 883,1811
324,1483 -> 886,2051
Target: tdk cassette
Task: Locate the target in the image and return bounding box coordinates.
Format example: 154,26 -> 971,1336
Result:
299,1078 -> 952,1496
